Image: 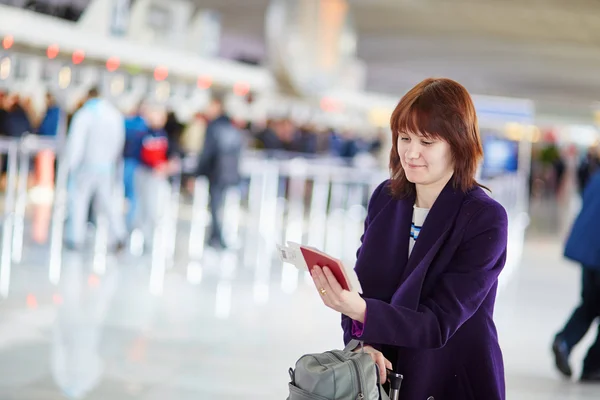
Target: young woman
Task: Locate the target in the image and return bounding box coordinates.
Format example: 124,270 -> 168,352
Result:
311,78 -> 508,399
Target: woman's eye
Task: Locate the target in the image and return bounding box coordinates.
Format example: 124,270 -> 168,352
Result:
421,141 -> 433,146
400,137 -> 410,141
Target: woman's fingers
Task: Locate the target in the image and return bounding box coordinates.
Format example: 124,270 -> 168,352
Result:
375,353 -> 387,383
363,347 -> 392,383
384,357 -> 393,370
322,267 -> 343,295
311,266 -> 334,306
310,266 -> 325,290
367,353 -> 387,383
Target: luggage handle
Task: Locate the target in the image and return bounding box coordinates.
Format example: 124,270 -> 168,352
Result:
386,369 -> 403,400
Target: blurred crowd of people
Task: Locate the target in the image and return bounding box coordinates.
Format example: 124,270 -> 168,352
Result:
0,89 -> 385,162
530,141 -> 600,200
247,118 -> 384,160
0,86 -> 386,252
0,90 -> 61,138
60,88 -> 245,252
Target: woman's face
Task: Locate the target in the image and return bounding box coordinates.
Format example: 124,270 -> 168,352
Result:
397,131 -> 454,187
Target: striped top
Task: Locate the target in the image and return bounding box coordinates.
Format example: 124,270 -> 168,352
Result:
409,205 -> 430,256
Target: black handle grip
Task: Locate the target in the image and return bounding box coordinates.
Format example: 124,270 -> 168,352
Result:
386,368 -> 403,391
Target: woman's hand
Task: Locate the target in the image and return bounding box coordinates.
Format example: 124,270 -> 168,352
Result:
358,345 -> 392,383
311,266 -> 367,323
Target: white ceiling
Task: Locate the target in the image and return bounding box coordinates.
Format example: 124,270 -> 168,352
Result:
197,0 -> 600,122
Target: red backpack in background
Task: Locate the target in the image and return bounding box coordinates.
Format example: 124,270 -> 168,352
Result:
140,135 -> 168,168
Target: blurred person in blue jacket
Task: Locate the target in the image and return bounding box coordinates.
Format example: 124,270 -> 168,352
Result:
122,109 -> 146,230
129,102 -> 180,248
63,87 -> 127,252
38,93 -> 63,137
3,93 -> 31,137
553,169 -> 600,382
193,95 -> 243,249
0,91 -> 7,134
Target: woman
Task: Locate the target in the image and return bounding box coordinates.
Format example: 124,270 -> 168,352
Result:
311,78 -> 508,399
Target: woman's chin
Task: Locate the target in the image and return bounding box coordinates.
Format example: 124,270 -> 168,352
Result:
405,171 -> 426,184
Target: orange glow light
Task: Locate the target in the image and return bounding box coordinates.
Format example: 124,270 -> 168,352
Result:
197,75 -> 212,89
154,66 -> 168,81
320,97 -> 342,113
106,57 -> 120,72
26,294 -> 38,309
2,35 -> 14,50
72,50 -> 85,65
46,44 -> 59,59
88,274 -> 100,288
233,82 -> 250,96
52,294 -> 63,305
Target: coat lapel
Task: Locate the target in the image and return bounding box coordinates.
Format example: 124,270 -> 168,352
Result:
397,194 -> 415,265
401,179 -> 467,282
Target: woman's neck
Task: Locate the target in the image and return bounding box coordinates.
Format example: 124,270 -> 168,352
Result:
414,173 -> 453,209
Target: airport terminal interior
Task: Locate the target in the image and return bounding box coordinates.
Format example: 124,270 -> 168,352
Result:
1,0 -> 600,399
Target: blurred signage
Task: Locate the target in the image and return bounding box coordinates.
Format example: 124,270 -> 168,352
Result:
125,0 -> 192,49
194,10 -> 221,57
145,2 -> 172,34
110,0 -> 130,36
266,0 -> 357,97
481,135 -> 519,179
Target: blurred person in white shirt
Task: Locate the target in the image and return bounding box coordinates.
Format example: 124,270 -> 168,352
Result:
64,87 -> 127,251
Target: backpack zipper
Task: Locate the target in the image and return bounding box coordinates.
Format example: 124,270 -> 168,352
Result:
329,352 -> 364,399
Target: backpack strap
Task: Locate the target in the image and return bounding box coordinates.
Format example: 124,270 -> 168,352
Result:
343,339 -> 364,353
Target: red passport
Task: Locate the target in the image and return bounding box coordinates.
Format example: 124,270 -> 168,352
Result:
299,246 -> 362,293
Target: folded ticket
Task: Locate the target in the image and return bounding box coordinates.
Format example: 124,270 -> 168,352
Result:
276,242 -> 308,271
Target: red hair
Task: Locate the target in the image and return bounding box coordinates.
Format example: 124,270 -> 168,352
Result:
389,78 -> 484,198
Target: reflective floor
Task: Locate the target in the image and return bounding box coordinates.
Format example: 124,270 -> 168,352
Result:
0,233 -> 599,400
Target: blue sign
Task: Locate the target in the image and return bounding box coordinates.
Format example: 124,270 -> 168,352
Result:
481,136 -> 519,179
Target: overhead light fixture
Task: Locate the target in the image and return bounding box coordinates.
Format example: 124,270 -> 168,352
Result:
2,35 -> 14,50
197,75 -> 212,89
47,44 -> 59,59
233,82 -> 250,96
320,97 -> 342,113
154,66 -> 168,81
72,50 -> 85,65
106,57 -> 120,72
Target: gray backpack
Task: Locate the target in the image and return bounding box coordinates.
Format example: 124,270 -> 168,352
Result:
287,340 -> 402,400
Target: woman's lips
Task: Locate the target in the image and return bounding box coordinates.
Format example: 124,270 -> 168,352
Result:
406,163 -> 426,169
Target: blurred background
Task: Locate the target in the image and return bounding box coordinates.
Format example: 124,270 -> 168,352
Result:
0,0 -> 598,399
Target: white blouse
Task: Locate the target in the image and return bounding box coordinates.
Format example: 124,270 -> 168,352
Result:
409,205 -> 430,256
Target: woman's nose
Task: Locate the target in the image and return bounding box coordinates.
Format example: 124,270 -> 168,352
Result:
405,145 -> 420,160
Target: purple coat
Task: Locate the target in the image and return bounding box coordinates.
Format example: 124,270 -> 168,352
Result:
342,179 -> 507,400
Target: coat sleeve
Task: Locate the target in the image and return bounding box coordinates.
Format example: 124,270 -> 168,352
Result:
353,203 -> 508,349
342,180 -> 389,348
